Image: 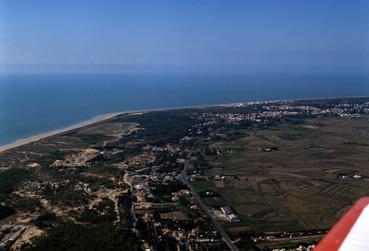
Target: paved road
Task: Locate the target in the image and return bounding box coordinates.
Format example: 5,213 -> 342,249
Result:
181,141 -> 239,251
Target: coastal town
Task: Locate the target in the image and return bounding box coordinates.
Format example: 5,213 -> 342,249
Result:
1,97 -> 369,250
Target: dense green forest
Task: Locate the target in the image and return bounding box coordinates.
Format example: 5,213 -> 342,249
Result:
117,110 -> 197,144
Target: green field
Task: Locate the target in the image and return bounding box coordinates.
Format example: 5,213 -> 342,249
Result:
192,180 -> 216,192
206,117 -> 369,233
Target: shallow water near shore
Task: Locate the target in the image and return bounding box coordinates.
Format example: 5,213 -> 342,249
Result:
1,72 -> 369,147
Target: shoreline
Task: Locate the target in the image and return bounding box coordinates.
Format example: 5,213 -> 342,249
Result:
0,112 -> 122,154
0,103 -> 227,154
0,95 -> 368,154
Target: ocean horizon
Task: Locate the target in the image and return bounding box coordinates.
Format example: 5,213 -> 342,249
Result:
1,72 -> 369,147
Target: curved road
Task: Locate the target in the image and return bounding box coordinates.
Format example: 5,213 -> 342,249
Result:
181,140 -> 239,251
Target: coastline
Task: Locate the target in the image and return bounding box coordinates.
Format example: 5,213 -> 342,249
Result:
0,103 -> 220,154
0,95 -> 367,154
0,113 -> 121,154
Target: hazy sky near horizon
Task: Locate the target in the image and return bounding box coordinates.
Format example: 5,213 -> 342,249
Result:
1,0 -> 369,73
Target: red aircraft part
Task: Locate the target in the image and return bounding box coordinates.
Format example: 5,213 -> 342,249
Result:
315,197 -> 369,251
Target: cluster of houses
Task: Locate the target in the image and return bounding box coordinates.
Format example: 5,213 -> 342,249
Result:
195,101 -> 369,127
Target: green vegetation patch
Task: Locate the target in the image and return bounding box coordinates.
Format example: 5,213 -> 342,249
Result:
79,198 -> 116,224
36,150 -> 69,168
80,175 -> 116,190
12,196 -> 41,211
73,133 -> 113,145
23,222 -> 139,251
0,168 -> 32,200
118,111 -> 196,144
192,180 -> 215,192
42,185 -> 88,207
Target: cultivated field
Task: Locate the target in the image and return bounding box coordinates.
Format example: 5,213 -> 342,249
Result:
207,116 -> 369,233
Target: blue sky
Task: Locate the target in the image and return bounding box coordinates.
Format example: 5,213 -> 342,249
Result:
0,0 -> 368,73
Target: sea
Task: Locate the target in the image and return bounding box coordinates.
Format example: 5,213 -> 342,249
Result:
1,72 -> 369,147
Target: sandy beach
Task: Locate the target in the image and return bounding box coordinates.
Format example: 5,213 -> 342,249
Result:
0,112 -> 121,154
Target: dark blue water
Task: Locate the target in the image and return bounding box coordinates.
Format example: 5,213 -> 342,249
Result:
1,72 -> 369,146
